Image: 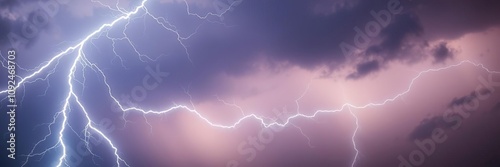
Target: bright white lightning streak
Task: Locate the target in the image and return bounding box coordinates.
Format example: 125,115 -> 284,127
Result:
98,59 -> 500,167
1,0 -> 499,166
6,0 -> 152,166
7,0 -> 237,166
110,60 -> 500,128
349,107 -> 359,167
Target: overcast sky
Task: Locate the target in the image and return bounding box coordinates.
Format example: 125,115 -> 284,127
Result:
1,0 -> 500,166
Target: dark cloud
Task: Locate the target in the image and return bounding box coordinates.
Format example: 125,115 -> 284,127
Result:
410,88 -> 493,140
448,88 -> 491,107
145,0 -> 500,96
449,92 -> 477,107
432,42 -> 454,63
409,116 -> 448,140
347,60 -> 379,79
366,13 -> 423,59
5,0 -> 499,83
414,0 -> 500,40
4,0 -> 500,99
170,0 -> 429,89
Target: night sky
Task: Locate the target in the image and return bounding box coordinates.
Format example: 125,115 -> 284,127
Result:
1,0 -> 500,166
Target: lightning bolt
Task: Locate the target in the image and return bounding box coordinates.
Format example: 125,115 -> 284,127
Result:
349,107 -> 359,167
1,0 -> 499,166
